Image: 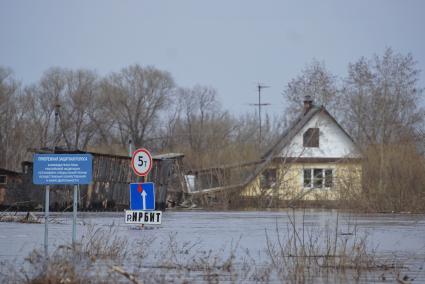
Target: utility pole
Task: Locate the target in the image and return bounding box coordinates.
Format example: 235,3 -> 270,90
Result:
53,101 -> 61,151
250,83 -> 270,146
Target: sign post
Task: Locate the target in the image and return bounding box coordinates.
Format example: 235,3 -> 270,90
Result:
44,185 -> 49,257
126,149 -> 162,225
33,154 -> 92,253
72,185 -> 78,245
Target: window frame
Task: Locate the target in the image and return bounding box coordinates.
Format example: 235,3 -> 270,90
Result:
303,168 -> 333,189
303,128 -> 320,148
260,168 -> 277,189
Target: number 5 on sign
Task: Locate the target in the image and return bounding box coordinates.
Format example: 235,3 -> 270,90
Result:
131,148 -> 153,176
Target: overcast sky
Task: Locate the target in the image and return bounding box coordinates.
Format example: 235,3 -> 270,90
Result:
1,0 -> 424,116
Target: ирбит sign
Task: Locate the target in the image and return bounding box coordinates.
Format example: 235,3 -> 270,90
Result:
33,154 -> 93,185
125,210 -> 162,224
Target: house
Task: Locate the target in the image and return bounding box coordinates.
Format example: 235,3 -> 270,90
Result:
190,96 -> 362,207
241,96 -> 361,204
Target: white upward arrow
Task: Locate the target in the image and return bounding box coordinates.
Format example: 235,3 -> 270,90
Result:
141,190 -> 147,210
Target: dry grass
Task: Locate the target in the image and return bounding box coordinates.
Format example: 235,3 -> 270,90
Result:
0,225 -> 128,284
264,210 -> 379,283
338,143 -> 425,213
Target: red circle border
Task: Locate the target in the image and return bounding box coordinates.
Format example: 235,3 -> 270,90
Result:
131,148 -> 153,176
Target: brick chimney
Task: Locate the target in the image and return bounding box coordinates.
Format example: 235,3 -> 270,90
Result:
303,95 -> 313,114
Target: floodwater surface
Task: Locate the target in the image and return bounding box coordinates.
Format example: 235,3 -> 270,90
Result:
1,210 -> 424,283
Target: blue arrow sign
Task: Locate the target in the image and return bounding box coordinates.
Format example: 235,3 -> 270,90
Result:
130,183 -> 155,210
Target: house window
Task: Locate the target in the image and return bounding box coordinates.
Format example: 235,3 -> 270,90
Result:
303,169 -> 333,188
261,169 -> 277,189
303,128 -> 319,148
0,175 -> 6,185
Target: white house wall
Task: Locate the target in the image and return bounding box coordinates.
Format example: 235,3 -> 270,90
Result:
280,111 -> 360,158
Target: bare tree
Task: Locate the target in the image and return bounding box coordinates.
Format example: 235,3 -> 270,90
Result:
179,86 -> 220,153
282,59 -> 340,121
231,112 -> 284,161
20,68 -> 102,151
0,67 -> 20,169
158,90 -> 182,151
342,47 -> 424,146
169,86 -> 237,168
341,48 -> 425,212
24,67 -> 67,149
100,65 -> 175,148
59,69 -> 100,150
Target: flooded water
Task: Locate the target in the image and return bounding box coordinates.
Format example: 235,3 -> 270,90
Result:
1,209 -> 425,283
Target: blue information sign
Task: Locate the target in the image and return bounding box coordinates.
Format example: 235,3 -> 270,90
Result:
33,154 -> 93,185
130,183 -> 155,210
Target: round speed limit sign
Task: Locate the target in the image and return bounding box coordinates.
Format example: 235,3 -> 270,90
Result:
131,148 -> 153,176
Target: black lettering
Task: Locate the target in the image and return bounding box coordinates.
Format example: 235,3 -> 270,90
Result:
127,213 -> 132,222
138,212 -> 143,222
144,213 -> 149,222
150,212 -> 155,222
138,156 -> 146,167
133,212 -> 138,222
156,213 -> 161,222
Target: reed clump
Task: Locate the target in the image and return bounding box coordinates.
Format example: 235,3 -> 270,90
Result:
265,211 -> 379,283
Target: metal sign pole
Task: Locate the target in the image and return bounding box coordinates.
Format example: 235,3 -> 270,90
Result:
44,185 -> 50,257
72,184 -> 77,246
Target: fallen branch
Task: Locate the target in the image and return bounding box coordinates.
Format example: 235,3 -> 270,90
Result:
110,265 -> 142,284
